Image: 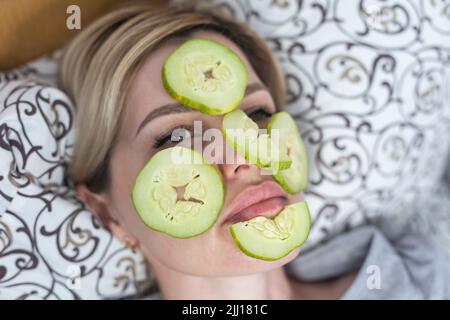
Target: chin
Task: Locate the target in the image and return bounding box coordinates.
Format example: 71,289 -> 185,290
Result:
213,242 -> 301,277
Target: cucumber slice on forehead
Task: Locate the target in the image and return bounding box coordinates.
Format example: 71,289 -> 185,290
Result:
163,38 -> 248,115
268,112 -> 309,194
132,147 -> 224,238
222,109 -> 292,170
230,201 -> 311,261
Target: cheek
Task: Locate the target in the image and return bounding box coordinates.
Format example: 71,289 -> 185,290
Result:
108,153 -> 149,242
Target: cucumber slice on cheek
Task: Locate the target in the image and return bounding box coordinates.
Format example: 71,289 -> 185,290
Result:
132,147 -> 224,238
222,109 -> 309,194
230,202 -> 311,261
268,112 -> 309,194
163,39 -> 248,115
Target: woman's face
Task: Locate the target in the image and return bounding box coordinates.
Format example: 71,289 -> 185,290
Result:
105,30 -> 304,277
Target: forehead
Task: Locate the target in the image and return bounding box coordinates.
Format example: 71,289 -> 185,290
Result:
122,30 -> 261,134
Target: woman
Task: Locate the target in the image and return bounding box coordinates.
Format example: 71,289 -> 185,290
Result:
59,1 -> 450,299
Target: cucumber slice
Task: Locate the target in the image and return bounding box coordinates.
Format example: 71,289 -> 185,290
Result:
268,112 -> 309,194
162,38 -> 248,115
222,109 -> 292,170
230,201 -> 311,261
132,147 -> 224,238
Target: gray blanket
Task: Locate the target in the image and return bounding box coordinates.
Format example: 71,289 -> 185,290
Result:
287,182 -> 450,299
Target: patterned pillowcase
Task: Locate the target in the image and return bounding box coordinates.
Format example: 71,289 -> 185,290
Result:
0,53 -> 149,299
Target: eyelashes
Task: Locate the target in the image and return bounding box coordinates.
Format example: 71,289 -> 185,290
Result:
152,105 -> 273,149
153,124 -> 193,149
246,106 -> 273,122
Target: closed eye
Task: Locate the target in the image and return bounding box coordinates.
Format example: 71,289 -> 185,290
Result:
246,106 -> 273,124
153,125 -> 194,149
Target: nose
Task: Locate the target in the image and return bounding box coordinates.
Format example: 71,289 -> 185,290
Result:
202,117 -> 261,182
219,140 -> 260,181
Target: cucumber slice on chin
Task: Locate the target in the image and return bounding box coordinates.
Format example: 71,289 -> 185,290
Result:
230,201 -> 311,261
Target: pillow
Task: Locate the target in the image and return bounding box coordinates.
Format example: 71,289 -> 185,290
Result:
0,53 -> 149,299
197,0 -> 450,246
0,0 -> 129,70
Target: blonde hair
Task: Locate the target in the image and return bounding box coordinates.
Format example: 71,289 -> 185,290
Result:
59,1 -> 286,192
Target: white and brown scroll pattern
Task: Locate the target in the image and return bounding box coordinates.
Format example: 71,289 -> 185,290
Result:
0,78 -> 149,299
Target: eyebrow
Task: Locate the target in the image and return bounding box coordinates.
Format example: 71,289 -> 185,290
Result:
135,82 -> 268,137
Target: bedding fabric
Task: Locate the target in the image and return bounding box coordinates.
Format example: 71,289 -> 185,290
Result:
286,182 -> 450,299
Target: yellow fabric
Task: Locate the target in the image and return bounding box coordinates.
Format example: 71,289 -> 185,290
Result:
0,0 -> 127,70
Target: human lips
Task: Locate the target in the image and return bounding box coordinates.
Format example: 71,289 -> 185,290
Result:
223,181 -> 288,225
